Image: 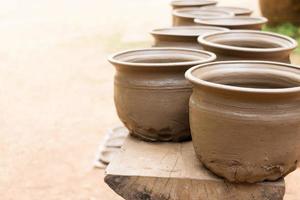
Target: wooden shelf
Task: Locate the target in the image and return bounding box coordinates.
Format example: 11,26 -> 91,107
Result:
105,136 -> 285,200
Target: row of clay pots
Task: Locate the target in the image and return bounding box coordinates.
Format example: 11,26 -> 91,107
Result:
171,0 -> 218,9
172,8 -> 267,28
171,1 -> 267,29
151,28 -> 297,64
110,30 -> 297,140
110,52 -> 300,183
172,8 -> 233,26
151,26 -> 228,49
109,0 -> 300,183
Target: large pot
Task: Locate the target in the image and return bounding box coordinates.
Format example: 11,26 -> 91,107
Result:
200,6 -> 252,16
172,8 -> 234,26
171,0 -> 217,10
260,0 -> 300,25
198,30 -> 297,63
108,48 -> 216,142
150,26 -> 228,49
185,60 -> 300,183
194,16 -> 267,30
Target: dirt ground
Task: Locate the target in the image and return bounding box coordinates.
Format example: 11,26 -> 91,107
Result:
0,0 -> 299,199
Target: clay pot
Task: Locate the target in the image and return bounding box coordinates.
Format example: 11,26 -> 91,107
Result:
171,0 -> 217,10
173,8 -> 234,26
198,30 -> 297,63
194,16 -> 267,30
185,60 -> 300,183
150,26 -> 229,49
200,6 -> 252,16
260,0 -> 300,25
109,48 -> 216,142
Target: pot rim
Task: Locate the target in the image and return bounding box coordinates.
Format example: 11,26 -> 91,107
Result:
172,7 -> 234,19
108,47 -> 216,67
171,0 -> 217,7
185,60 -> 300,94
194,16 -> 268,27
150,26 -> 229,37
197,30 -> 298,53
199,6 -> 253,15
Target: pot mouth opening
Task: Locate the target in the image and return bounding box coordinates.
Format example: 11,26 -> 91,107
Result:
198,30 -> 297,52
108,48 -> 216,67
194,16 -> 267,27
173,8 -> 234,19
151,26 -> 229,37
199,6 -> 253,15
185,61 -> 300,93
171,0 -> 217,7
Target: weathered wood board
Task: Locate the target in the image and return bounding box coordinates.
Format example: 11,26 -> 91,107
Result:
105,136 -> 285,200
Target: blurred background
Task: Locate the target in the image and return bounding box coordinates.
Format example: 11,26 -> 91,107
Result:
0,0 -> 299,199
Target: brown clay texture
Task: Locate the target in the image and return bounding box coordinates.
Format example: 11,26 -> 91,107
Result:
151,26 -> 228,49
109,48 -> 216,142
172,8 -> 234,26
194,16 -> 267,30
200,6 -> 253,16
171,0 -> 217,10
198,30 -> 298,63
260,0 -> 300,25
185,61 -> 300,183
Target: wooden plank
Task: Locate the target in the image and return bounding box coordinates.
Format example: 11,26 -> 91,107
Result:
105,136 -> 285,200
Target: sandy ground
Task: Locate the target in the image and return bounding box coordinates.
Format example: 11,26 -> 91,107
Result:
0,0 -> 299,199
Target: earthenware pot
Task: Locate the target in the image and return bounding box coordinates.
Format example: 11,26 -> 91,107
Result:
108,48 -> 216,142
185,60 -> 300,183
173,8 -> 234,26
171,0 -> 217,10
150,26 -> 229,49
194,16 -> 267,30
198,30 -> 297,63
260,0 -> 300,25
200,6 -> 252,16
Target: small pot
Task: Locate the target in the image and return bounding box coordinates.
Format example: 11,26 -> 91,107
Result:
150,26 -> 229,49
185,60 -> 300,183
198,30 -> 297,63
200,6 -> 252,16
171,0 -> 217,10
173,8 -> 234,26
109,48 -> 216,142
194,16 -> 267,30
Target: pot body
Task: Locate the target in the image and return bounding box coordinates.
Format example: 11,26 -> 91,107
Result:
173,16 -> 196,26
203,46 -> 292,63
114,67 -> 192,142
152,36 -> 201,49
190,87 -> 300,183
186,61 -> 300,183
172,9 -> 233,26
260,0 -> 300,25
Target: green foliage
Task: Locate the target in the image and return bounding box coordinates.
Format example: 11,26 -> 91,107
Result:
263,23 -> 300,53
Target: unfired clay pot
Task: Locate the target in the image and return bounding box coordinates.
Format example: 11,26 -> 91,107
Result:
150,26 -> 229,49
198,30 -> 297,63
171,0 -> 217,10
108,48 -> 216,142
172,8 -> 234,26
194,16 -> 267,30
200,6 -> 252,16
185,60 -> 300,183
260,0 -> 300,25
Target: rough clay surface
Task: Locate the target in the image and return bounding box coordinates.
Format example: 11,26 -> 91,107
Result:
1,0 -> 300,199
188,62 -> 300,183
200,156 -> 298,183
